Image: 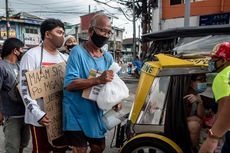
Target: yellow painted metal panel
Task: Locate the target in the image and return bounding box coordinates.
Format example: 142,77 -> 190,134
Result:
130,62 -> 160,123
155,54 -> 194,67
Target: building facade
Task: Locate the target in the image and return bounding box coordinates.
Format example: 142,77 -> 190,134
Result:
152,0 -> 230,32
79,11 -> 125,55
0,12 -> 42,47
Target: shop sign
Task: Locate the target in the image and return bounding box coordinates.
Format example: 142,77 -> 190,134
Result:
200,13 -> 230,26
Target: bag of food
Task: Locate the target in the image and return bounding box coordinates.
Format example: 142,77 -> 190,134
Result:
97,62 -> 129,111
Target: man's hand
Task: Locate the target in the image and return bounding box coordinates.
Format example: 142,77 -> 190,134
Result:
199,137 -> 218,153
184,94 -> 202,103
0,112 -> 3,126
113,103 -> 122,112
97,70 -> 114,84
39,115 -> 50,126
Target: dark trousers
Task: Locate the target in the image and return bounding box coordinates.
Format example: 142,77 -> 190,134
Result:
30,125 -> 67,153
221,131 -> 230,153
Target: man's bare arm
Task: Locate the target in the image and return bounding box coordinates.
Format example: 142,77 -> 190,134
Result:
65,70 -> 114,91
210,96 -> 230,137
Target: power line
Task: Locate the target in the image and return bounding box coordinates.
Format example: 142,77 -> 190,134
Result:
3,0 -> 96,15
14,0 -> 76,5
28,11 -> 87,14
8,2 -> 87,10
8,6 -> 87,12
94,0 -> 134,21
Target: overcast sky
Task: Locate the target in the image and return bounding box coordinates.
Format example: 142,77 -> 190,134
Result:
0,0 -> 140,38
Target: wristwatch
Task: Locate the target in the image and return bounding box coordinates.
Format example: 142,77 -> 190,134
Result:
208,129 -> 221,139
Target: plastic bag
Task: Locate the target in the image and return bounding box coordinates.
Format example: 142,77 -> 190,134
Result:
97,62 -> 129,111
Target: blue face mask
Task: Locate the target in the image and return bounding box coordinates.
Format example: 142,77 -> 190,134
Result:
208,60 -> 216,72
196,82 -> 207,93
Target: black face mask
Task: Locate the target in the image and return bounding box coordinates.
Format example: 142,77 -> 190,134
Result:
16,51 -> 24,61
91,31 -> 109,48
66,44 -> 75,51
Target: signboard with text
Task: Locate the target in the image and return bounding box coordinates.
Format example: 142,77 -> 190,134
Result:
200,13 -> 230,26
0,23 -> 16,39
44,91 -> 63,141
24,33 -> 40,46
25,62 -> 66,99
25,63 -> 66,142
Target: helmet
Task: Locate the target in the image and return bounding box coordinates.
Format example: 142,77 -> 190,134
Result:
211,42 -> 230,61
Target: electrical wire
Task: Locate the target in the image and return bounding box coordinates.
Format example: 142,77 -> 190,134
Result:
94,0 -> 137,21
28,11 -> 87,14
15,0 -> 77,5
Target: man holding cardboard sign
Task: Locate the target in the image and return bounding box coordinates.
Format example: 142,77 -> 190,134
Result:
63,13 -> 116,153
19,18 -> 68,153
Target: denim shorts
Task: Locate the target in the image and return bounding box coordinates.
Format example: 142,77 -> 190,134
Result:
3,117 -> 30,153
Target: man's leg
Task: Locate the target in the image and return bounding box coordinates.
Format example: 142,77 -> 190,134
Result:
51,135 -> 68,153
72,146 -> 87,153
88,137 -> 105,153
20,118 -> 30,150
187,117 -> 202,147
18,147 -> 23,153
30,125 -> 51,153
89,144 -> 105,153
3,118 -> 21,153
64,131 -> 89,153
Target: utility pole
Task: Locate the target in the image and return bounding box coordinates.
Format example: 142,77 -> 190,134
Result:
113,29 -> 116,60
141,0 -> 148,60
138,25 -> 141,56
184,0 -> 190,27
132,0 -> 136,58
5,0 -> 10,38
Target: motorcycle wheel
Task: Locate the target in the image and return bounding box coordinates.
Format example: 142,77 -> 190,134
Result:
119,137 -> 181,153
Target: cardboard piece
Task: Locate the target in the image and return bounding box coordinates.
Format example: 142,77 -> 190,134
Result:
25,62 -> 66,100
82,70 -> 104,101
44,91 -> 63,141
25,63 -> 66,143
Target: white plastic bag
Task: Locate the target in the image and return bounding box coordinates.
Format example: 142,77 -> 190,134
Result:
97,62 -> 129,111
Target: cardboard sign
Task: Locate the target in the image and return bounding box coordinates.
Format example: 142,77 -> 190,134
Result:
25,63 -> 66,144
82,70 -> 104,101
44,91 -> 63,142
25,62 -> 66,100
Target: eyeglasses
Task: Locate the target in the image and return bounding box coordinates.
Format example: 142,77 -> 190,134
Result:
93,26 -> 113,37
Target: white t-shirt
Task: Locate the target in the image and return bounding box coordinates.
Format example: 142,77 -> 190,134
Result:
19,45 -> 67,126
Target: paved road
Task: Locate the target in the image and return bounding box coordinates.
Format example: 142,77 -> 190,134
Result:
0,74 -> 224,153
0,80 -> 138,153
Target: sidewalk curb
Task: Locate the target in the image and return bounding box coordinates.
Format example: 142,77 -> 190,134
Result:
121,77 -> 139,83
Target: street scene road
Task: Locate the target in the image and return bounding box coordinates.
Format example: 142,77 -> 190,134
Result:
0,1 -> 230,153
0,76 -> 138,153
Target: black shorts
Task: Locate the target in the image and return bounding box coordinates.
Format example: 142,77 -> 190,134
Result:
64,131 -> 105,147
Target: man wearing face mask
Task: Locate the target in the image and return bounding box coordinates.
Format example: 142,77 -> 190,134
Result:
61,35 -> 78,57
62,13 -> 119,153
0,38 -> 30,153
184,74 -> 207,152
19,18 -> 68,153
199,42 -> 230,153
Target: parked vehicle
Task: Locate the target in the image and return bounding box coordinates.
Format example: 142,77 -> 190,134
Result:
114,25 -> 230,153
